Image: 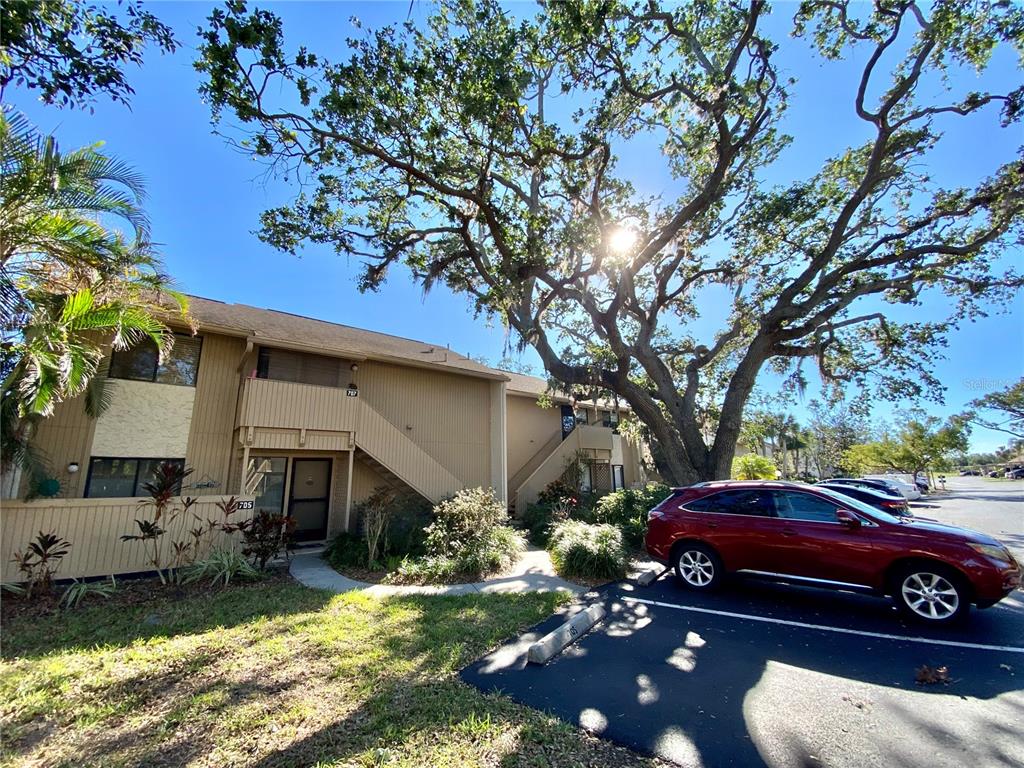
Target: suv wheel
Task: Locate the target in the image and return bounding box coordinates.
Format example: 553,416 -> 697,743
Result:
673,543 -> 723,590
893,564 -> 970,624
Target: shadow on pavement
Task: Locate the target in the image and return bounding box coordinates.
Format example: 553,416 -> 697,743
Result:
463,578 -> 1024,767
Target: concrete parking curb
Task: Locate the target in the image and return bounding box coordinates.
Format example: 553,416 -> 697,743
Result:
527,603 -> 606,664
635,566 -> 670,587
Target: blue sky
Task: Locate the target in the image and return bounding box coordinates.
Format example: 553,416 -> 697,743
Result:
10,1 -> 1022,452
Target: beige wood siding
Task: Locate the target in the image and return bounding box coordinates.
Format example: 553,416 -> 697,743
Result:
512,425 -> 615,516
357,361 -> 491,487
239,378 -> 361,432
237,377 -> 462,502
0,495 -> 254,581
22,394 -> 96,498
506,395 -> 563,482
186,335 -> 246,496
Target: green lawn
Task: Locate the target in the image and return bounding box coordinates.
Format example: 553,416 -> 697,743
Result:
0,579 -> 657,768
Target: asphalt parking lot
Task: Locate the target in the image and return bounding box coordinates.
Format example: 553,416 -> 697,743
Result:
463,478 -> 1024,768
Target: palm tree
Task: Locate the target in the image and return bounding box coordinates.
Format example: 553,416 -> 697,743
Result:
0,107 -> 189,486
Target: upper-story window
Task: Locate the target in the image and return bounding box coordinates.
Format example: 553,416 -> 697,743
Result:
108,334 -> 202,386
574,408 -> 590,425
599,409 -> 619,428
256,347 -> 344,387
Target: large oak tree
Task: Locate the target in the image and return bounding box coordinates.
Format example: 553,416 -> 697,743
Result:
197,0 -> 1023,484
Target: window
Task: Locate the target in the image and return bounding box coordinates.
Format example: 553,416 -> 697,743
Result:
612,465 -> 625,490
599,410 -> 619,428
256,347 -> 344,387
771,491 -> 840,523
108,334 -> 202,386
579,461 -> 593,492
685,489 -> 773,517
85,458 -> 185,498
574,408 -> 590,425
246,456 -> 288,514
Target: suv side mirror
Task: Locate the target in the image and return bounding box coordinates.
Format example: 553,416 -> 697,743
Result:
836,509 -> 861,528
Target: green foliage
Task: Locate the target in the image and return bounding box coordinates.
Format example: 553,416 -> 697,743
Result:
121,462 -> 197,584
966,378 -> 1024,439
389,487 -> 524,584
843,415 -> 971,475
423,487 -> 508,559
323,531 -> 368,569
11,530 -> 71,598
197,0 -> 1024,486
389,526 -> 524,585
548,521 -> 628,581
60,576 -> 116,610
324,494 -> 432,572
589,483 -> 671,548
521,499 -> 572,546
732,454 -> 778,480
0,109 -> 189,483
0,0 -> 177,110
357,486 -> 397,566
185,548 -> 259,587
1,581 -> 26,596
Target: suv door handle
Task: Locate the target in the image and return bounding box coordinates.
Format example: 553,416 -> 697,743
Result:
706,522 -> 719,529
781,528 -> 798,537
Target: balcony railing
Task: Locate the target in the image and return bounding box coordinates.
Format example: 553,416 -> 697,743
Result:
237,377 -> 461,502
238,377 -> 361,432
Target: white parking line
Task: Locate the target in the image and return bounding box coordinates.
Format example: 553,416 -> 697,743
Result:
620,596 -> 1024,654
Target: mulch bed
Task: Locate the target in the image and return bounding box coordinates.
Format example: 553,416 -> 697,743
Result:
1,569 -> 293,624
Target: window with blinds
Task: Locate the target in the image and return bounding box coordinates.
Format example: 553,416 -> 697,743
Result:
256,347 -> 345,387
108,334 -> 202,386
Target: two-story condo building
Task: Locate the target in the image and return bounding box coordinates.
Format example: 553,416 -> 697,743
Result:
1,296 -> 649,580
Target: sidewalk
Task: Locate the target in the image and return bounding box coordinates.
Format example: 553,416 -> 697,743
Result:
289,546 -> 586,597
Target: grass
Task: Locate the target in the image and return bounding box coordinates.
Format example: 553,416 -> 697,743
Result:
0,579 -> 658,768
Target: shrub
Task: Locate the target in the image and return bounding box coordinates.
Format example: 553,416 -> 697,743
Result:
388,525 -> 524,584
324,493 -> 433,572
323,531 -> 369,569
522,498 -> 572,546
590,482 -> 671,548
12,531 -> 71,598
384,494 -> 432,557
732,453 -> 777,480
60,576 -> 117,610
231,510 -> 294,570
423,487 -> 508,558
548,520 -> 628,581
121,462 -> 198,584
185,547 -> 259,586
538,479 -> 579,508
359,486 -> 397,566
388,487 -> 525,584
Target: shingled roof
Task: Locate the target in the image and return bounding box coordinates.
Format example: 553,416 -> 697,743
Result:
180,295 -> 507,381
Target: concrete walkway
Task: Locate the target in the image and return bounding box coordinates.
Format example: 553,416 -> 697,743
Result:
289,546 -> 586,597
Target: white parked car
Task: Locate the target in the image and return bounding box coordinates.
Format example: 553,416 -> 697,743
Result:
864,475 -> 922,501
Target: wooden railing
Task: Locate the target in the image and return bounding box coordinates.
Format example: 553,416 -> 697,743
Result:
238,377 -> 461,503
239,377 -> 361,432
512,425 -> 615,516
0,495 -> 255,582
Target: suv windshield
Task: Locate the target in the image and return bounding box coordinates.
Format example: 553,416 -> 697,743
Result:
814,486 -> 906,524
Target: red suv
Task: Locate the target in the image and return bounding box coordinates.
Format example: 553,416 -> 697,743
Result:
645,481 -> 1021,625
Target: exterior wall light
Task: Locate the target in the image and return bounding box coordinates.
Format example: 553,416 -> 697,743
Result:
67,462 -> 80,474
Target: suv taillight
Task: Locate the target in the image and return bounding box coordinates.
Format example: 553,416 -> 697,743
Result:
648,490 -> 686,520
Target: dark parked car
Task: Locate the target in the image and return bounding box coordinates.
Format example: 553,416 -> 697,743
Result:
815,482 -> 911,516
1007,468 -> 1024,480
645,481 -> 1021,625
959,470 -> 981,476
823,477 -> 904,497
